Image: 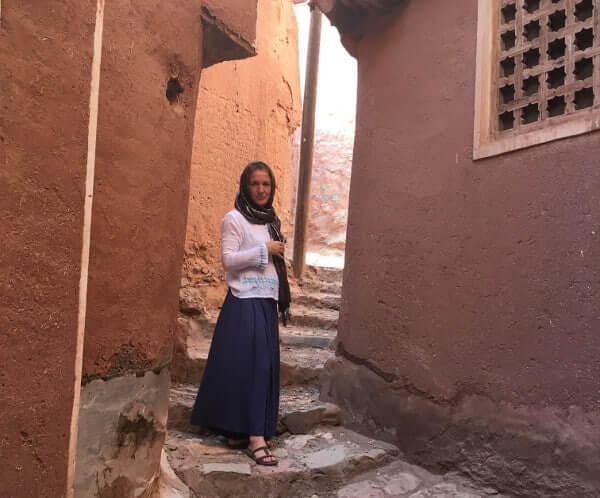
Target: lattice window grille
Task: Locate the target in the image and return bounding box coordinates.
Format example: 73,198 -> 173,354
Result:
495,0 -> 599,135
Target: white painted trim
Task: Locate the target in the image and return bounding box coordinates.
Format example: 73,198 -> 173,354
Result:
65,0 -> 105,496
473,0 -> 497,160
475,107 -> 600,158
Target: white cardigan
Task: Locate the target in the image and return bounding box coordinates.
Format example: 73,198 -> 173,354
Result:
221,209 -> 279,300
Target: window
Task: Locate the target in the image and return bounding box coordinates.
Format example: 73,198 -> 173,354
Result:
473,0 -> 600,159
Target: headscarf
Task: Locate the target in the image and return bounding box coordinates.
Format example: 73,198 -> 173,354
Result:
234,161 -> 291,325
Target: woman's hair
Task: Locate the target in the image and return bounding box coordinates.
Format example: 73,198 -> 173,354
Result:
239,161 -> 277,207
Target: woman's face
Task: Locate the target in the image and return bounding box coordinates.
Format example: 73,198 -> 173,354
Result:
248,169 -> 272,207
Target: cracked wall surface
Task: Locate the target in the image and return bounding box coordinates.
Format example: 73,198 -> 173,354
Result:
74,370 -> 170,497
181,0 -> 302,313
323,0 -> 600,495
321,357 -> 600,497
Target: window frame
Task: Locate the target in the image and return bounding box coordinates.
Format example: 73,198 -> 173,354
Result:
473,0 -> 600,160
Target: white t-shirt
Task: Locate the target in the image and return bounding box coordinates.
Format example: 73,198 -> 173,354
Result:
221,209 -> 279,300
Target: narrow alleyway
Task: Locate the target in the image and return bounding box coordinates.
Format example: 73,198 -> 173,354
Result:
160,268 -> 507,498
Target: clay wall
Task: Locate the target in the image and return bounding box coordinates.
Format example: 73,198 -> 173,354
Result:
182,0 -> 301,312
81,0 -> 204,381
330,0 -> 600,495
1,1 -> 258,495
203,0 -> 258,48
0,2 -> 94,495
72,2 -> 205,494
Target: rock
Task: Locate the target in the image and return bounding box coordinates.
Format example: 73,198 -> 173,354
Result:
337,480 -> 385,498
172,316 -> 214,384
290,305 -> 338,330
174,334 -> 334,388
74,371 -> 169,497
279,386 -> 341,434
280,334 -> 334,349
157,450 -> 191,498
280,345 -> 334,387
284,434 -> 316,450
331,459 -> 501,498
281,405 -> 326,434
203,463 -> 252,475
169,384 -> 340,435
293,291 -> 342,311
168,385 -> 200,433
300,444 -> 347,469
179,286 -> 206,315
165,427 -> 399,498
383,473 -> 421,494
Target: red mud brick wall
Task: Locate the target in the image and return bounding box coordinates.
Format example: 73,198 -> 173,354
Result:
0,2 -> 95,495
342,0 -> 600,414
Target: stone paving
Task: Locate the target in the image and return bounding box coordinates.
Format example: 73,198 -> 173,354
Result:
159,268 -> 507,498
165,427 -> 399,498
325,459 -> 507,498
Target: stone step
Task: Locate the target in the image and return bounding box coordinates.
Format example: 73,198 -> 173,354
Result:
179,333 -> 334,387
297,279 -> 343,296
280,344 -> 334,387
165,426 -> 399,498
327,459 -> 506,498
292,290 -> 341,311
280,322 -> 336,349
181,306 -> 338,346
303,265 -> 344,284
291,305 -> 338,330
280,334 -> 334,349
279,385 -> 341,434
168,384 -> 341,435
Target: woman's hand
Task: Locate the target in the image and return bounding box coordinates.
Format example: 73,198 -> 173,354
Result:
266,241 -> 284,259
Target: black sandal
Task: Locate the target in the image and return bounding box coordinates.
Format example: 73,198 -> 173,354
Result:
243,445 -> 278,466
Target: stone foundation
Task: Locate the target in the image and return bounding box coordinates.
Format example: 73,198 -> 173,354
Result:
320,356 -> 600,498
74,370 -> 170,498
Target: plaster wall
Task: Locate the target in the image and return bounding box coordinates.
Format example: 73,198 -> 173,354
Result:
203,0 -> 258,49
182,0 -> 301,312
335,0 -> 600,493
81,0 -> 204,380
0,2 -> 94,495
1,0 -> 258,495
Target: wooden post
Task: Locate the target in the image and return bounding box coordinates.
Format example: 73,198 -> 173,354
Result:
293,4 -> 322,278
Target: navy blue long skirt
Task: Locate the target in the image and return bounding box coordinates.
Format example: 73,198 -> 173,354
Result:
190,291 -> 280,438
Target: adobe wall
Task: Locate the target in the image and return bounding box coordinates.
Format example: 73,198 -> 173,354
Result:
71,1 -> 206,495
181,0 -> 301,313
81,0 -> 204,382
1,0 -> 258,496
326,1 -> 600,496
203,0 -> 258,49
0,2 -> 94,496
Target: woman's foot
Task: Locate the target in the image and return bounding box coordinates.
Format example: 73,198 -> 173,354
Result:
246,435 -> 277,465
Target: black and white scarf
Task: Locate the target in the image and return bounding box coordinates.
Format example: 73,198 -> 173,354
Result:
234,188 -> 291,325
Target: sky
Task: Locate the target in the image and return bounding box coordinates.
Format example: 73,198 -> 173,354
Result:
294,4 -> 357,136
293,5 -> 356,268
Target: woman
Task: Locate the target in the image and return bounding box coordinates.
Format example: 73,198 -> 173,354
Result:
190,161 -> 291,466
